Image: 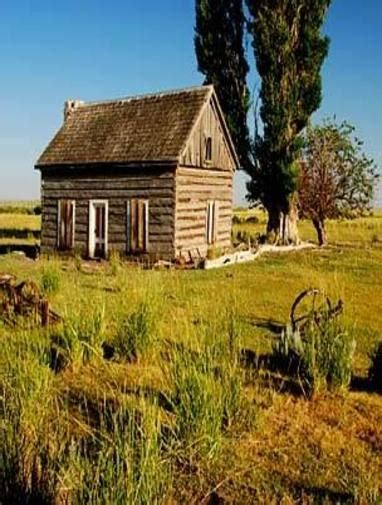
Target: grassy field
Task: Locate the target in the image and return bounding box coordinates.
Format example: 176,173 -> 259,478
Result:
1,209 -> 382,503
0,207 -> 41,244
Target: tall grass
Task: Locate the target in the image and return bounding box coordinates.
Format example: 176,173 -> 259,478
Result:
166,309 -> 243,458
40,263 -> 61,295
1,327 -> 172,503
113,301 -> 157,362
51,305 -> 106,368
273,317 -> 356,395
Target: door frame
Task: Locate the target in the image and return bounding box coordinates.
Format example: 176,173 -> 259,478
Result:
88,200 -> 109,258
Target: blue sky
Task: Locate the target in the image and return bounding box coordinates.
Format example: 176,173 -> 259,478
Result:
0,0 -> 381,203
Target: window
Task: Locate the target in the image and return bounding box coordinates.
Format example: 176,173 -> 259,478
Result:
127,199 -> 149,253
57,200 -> 75,250
205,136 -> 212,162
206,200 -> 219,245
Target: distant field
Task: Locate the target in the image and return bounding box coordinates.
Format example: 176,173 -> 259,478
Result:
0,203 -> 41,244
1,205 -> 382,502
234,208 -> 382,246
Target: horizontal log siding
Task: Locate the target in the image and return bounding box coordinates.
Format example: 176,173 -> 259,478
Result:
41,167 -> 176,260
175,167 -> 233,257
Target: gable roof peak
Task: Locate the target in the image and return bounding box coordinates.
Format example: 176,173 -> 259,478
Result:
35,84 -> 239,169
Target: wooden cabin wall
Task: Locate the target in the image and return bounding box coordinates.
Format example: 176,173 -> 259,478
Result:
176,96 -> 235,258
175,166 -> 233,257
180,98 -> 236,172
40,166 -> 176,260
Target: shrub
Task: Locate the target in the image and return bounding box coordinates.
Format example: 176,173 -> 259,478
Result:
40,265 -> 61,295
369,342 -> 382,391
273,318 -> 356,395
113,302 -> 156,362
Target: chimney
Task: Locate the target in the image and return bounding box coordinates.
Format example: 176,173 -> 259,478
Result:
64,99 -> 84,121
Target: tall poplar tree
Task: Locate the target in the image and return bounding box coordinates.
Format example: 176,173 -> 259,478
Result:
195,0 -> 252,169
245,0 -> 331,242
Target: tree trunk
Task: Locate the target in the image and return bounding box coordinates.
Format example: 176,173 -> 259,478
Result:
280,202 -> 300,245
312,218 -> 327,246
266,199 -> 300,245
266,205 -> 281,243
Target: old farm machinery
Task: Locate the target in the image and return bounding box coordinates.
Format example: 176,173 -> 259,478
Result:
0,273 -> 61,327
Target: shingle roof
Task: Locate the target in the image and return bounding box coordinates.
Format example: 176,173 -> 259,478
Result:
36,86 -> 215,167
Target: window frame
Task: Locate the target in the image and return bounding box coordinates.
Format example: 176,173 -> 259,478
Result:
205,136 -> 213,163
57,199 -> 76,251
126,199 -> 149,254
206,200 -> 219,245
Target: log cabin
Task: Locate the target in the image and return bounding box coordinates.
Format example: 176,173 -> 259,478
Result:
35,85 -> 239,262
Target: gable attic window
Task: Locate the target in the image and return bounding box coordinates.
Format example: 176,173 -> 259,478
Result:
205,136 -> 212,162
57,200 -> 75,250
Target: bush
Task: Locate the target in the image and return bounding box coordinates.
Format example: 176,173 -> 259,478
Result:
369,342 -> 382,391
273,318 -> 356,395
40,265 -> 61,295
113,302 -> 156,362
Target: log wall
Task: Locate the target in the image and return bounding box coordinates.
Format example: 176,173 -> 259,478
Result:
40,166 -> 176,260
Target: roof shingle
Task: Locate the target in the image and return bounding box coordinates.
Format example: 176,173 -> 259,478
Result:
36,86 -> 213,167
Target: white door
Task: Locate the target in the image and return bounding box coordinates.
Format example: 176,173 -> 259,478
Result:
89,200 -> 108,258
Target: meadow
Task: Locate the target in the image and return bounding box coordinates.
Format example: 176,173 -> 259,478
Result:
0,206 -> 382,503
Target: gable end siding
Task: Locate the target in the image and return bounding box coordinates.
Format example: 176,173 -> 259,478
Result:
180,97 -> 236,172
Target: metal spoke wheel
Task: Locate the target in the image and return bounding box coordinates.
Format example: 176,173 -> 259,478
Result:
290,288 -> 333,333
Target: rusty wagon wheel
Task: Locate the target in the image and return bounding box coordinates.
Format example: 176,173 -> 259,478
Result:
290,288 -> 333,333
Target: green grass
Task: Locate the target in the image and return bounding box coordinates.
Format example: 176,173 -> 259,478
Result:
0,214 -> 41,230
0,211 -> 382,502
233,208 -> 382,246
0,213 -> 41,244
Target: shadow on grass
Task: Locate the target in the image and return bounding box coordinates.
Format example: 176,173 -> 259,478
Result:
240,348 -> 308,397
291,484 -> 354,504
0,243 -> 40,259
249,316 -> 285,335
0,228 -> 40,239
350,375 -> 381,394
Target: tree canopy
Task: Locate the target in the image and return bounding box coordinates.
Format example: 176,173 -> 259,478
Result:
195,0 -> 252,169
245,0 -> 331,239
299,119 -> 379,245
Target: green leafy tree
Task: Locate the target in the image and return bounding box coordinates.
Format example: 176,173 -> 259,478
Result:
299,119 -> 379,245
245,0 -> 331,243
195,0 -> 252,169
